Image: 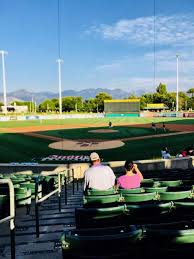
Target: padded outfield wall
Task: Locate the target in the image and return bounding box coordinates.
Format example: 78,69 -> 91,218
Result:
104,99 -> 140,116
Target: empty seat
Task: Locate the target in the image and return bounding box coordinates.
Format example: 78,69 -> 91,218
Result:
86,188 -> 116,196
75,205 -> 126,228
118,188 -> 144,194
61,225 -> 143,258
144,187 -> 167,193
159,180 -> 182,187
159,190 -> 192,201
83,194 -> 120,206
121,192 -> 157,203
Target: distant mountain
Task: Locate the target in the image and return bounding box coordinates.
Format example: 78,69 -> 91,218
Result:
0,88 -> 146,104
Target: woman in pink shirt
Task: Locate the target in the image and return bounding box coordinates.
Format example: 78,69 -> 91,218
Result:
117,160 -> 143,189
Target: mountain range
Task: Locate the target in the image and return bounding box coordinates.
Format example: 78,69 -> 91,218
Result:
0,88 -> 146,104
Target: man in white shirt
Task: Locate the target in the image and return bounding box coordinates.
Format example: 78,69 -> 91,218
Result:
84,152 -> 116,191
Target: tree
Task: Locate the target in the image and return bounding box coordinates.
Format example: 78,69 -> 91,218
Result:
39,99 -> 55,112
0,102 -> 4,107
95,92 -> 112,112
187,88 -> 194,97
156,83 -> 167,95
83,98 -> 96,112
62,96 -> 83,112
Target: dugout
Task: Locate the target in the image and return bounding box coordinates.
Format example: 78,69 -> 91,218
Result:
104,99 -> 140,117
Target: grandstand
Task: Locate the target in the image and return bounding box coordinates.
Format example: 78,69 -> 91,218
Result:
1,158 -> 194,258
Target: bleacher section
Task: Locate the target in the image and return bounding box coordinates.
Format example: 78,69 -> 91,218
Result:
0,166 -> 194,258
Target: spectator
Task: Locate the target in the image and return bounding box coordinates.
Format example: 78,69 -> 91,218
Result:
187,146 -> 194,156
181,149 -> 187,157
151,122 -> 157,132
108,121 -> 112,128
162,122 -> 166,132
117,160 -> 143,189
161,147 -> 168,159
163,150 -> 171,159
84,152 -> 116,191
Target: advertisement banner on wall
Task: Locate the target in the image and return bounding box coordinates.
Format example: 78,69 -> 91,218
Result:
26,115 -> 40,120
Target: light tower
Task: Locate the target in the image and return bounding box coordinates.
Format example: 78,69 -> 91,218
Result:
0,50 -> 8,114
176,53 -> 179,112
56,58 -> 63,115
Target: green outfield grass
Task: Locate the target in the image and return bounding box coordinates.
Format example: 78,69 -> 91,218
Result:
0,116 -> 193,129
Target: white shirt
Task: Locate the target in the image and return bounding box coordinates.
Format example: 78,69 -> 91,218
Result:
84,164 -> 116,190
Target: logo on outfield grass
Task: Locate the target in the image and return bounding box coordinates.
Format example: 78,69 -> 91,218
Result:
41,155 -> 90,162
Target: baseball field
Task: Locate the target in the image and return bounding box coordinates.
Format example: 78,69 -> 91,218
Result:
0,117 -> 194,163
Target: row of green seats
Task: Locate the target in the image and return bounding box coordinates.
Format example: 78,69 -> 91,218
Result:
84,189 -> 193,205
61,222 -> 194,258
76,202 -> 174,228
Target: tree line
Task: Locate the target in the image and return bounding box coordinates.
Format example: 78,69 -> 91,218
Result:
1,83 -> 194,112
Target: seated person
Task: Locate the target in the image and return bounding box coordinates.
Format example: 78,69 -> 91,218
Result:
163,150 -> 171,159
161,147 -> 168,159
84,152 -> 116,191
117,160 -> 143,189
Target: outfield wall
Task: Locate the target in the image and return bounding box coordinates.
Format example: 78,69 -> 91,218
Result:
0,113 -> 104,121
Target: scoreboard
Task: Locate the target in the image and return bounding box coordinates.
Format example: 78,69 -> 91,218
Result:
104,99 -> 140,113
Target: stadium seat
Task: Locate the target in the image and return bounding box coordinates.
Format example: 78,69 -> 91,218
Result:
83,194 -> 120,206
0,194 -> 8,219
75,205 -> 126,228
144,222 -> 194,257
144,187 -> 167,193
126,202 -> 173,224
61,225 -> 143,258
159,180 -> 182,187
159,190 -> 192,201
20,182 -> 42,199
118,187 -> 144,194
85,188 -> 116,196
121,192 -> 157,203
15,187 -> 31,206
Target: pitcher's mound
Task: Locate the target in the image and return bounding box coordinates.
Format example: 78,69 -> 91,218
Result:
49,139 -> 124,151
89,129 -> 119,133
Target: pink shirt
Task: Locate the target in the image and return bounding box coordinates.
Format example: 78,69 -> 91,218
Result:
117,174 -> 141,189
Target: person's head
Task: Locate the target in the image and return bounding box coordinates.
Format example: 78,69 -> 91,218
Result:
90,152 -> 101,165
124,160 -> 134,173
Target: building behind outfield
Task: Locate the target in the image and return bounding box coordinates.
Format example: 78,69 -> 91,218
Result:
104,99 -> 140,117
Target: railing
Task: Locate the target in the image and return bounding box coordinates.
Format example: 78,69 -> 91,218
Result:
34,167 -> 82,238
0,179 -> 15,259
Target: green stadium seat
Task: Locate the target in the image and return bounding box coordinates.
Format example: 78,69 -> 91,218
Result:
15,187 -> 31,206
75,205 -> 126,228
118,187 -> 144,194
126,202 -> 173,224
144,187 -> 168,193
121,192 -> 157,203
61,225 -> 143,258
0,194 -> 8,219
83,194 -> 120,206
20,182 -> 42,199
86,188 -> 116,196
159,180 -> 182,187
159,190 -> 192,201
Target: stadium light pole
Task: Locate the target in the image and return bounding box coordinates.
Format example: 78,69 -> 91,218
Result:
0,50 -> 8,114
176,54 -> 179,112
56,58 -> 63,115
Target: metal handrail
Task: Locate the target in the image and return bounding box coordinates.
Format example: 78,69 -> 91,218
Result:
34,167 -> 82,238
0,179 -> 15,259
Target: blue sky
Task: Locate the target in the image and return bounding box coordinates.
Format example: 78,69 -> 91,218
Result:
0,0 -> 194,94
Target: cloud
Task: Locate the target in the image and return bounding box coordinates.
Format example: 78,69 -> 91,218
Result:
86,14 -> 194,46
95,62 -> 121,71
